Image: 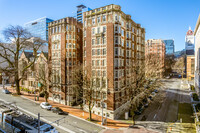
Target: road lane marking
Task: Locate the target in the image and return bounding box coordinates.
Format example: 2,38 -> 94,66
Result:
0,98 -> 75,133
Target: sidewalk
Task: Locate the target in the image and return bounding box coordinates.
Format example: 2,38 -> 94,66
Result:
7,87 -> 130,129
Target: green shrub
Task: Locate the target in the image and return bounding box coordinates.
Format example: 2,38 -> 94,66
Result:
39,92 -> 45,97
35,89 -> 39,93
192,93 -> 199,101
196,103 -> 200,111
20,87 -> 32,93
190,85 -> 195,91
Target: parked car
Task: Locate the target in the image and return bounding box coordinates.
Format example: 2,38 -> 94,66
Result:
166,76 -> 170,79
40,102 -> 52,110
2,89 -> 11,94
51,107 -> 68,115
154,89 -> 158,93
134,110 -> 141,115
144,103 -> 149,108
151,92 -> 156,96
148,96 -> 153,100
142,98 -> 147,103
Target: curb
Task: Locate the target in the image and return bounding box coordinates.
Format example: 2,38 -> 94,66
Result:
21,96 -> 40,104
21,95 -> 108,129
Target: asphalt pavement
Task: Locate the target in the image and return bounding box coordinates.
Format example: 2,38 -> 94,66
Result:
134,78 -> 192,132
0,86 -> 104,133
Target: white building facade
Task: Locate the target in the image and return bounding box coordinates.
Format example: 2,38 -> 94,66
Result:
185,27 -> 195,55
194,15 -> 200,95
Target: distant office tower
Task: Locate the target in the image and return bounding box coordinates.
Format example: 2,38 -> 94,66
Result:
77,5 -> 91,23
145,39 -> 166,78
82,4 -> 145,119
48,17 -> 83,105
25,17 -> 54,41
185,27 -> 195,55
163,39 -> 174,55
194,14 -> 200,95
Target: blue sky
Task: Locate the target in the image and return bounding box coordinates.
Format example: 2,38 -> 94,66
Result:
0,0 -> 200,51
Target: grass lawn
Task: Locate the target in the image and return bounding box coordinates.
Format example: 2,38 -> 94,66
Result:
178,103 -> 194,123
181,123 -> 196,133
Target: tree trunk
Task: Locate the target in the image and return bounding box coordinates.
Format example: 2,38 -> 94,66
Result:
89,109 -> 92,121
44,91 -> 48,102
132,114 -> 135,126
15,75 -> 20,95
45,96 -> 48,102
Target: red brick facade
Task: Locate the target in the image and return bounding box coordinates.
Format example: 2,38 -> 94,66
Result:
145,39 -> 165,78
83,4 -> 145,119
48,17 -> 83,105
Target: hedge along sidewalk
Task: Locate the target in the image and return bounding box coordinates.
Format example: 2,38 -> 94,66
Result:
6,87 -> 130,129
190,92 -> 200,103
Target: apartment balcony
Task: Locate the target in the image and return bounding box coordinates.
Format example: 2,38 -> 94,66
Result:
95,32 -> 105,37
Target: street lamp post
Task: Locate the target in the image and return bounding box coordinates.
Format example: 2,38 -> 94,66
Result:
38,113 -> 40,133
101,101 -> 104,125
2,72 -> 6,89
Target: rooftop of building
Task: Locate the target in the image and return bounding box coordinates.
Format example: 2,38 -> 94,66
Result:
186,26 -> 194,35
84,4 -> 120,12
21,50 -> 48,61
24,17 -> 54,25
163,39 -> 174,41
48,17 -> 81,25
83,4 -> 145,30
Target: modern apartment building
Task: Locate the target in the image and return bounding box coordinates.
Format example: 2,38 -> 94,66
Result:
25,17 -> 54,41
48,17 -> 83,105
163,39 -> 174,55
82,4 -> 145,119
145,39 -> 165,78
77,5 -> 92,23
194,14 -> 200,95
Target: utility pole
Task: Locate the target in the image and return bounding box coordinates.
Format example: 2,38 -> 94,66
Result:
101,101 -> 103,125
38,113 -> 40,133
2,72 -> 5,89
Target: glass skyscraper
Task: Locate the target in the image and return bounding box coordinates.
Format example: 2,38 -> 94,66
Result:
163,39 -> 175,55
77,5 -> 92,23
24,17 -> 54,41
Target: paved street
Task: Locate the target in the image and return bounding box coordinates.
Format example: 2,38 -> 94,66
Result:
0,79 -> 195,133
136,78 -> 191,122
134,78 -> 194,132
0,86 -> 104,133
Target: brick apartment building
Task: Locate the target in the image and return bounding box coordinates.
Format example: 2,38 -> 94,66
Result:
186,55 -> 195,80
145,39 -> 165,78
48,17 -> 83,105
82,4 -> 145,119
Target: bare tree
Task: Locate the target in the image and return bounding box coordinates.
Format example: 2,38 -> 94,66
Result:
72,64 -> 84,106
0,25 -> 45,95
129,56 -> 162,126
173,56 -> 185,78
82,67 -> 107,121
83,72 -> 95,121
145,53 -> 164,78
34,52 -> 49,102
164,54 -> 175,76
